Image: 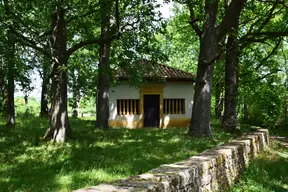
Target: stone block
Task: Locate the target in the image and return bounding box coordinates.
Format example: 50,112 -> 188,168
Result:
73,129 -> 269,192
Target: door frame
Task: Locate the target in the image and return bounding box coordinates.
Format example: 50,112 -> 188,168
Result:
139,85 -> 164,128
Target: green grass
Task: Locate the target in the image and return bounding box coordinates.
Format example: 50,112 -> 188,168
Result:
0,117 -> 235,192
232,130 -> 288,192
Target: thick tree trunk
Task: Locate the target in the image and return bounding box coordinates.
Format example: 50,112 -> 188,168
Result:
96,1 -> 111,129
40,57 -> 50,117
96,43 -> 111,129
188,0 -> 245,136
43,8 -> 71,142
222,32 -> 239,132
222,0 -> 241,132
188,1 -> 219,136
6,32 -> 15,127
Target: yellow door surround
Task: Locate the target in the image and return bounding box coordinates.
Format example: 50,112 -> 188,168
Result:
139,85 -> 164,128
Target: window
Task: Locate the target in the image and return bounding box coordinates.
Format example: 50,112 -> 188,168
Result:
117,99 -> 140,115
163,99 -> 185,114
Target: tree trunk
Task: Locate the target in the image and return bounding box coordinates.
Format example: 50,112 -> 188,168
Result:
215,81 -> 224,120
6,31 -> 15,127
24,93 -> 29,113
40,74 -> 49,117
71,69 -> 81,118
222,32 -> 239,132
0,58 -> 8,113
43,7 -> 71,142
188,1 -> 219,136
187,0 -> 245,136
222,0 -> 242,132
72,91 -> 81,118
96,45 -> 111,129
96,1 -> 112,129
243,97 -> 249,124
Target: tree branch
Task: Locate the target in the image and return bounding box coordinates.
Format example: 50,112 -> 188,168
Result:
187,4 -> 202,37
239,38 -> 271,51
115,0 -> 120,32
119,16 -> 140,33
207,42 -> 240,66
67,38 -> 102,57
258,0 -> 288,9
242,70 -> 282,84
216,0 -> 245,42
247,32 -> 288,37
38,68 -> 44,80
240,31 -> 288,48
67,0 -> 122,57
10,28 -> 50,56
39,29 -> 52,38
257,1 -> 279,32
67,7 -> 100,23
255,39 -> 282,71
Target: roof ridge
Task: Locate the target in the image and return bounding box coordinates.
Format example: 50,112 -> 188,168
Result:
158,63 -> 193,75
117,61 -> 195,81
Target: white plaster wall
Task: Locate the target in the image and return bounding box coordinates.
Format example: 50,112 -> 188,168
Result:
109,83 -> 140,121
109,81 -> 194,125
163,81 -> 194,122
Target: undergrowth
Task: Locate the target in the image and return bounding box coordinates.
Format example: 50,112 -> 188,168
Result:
233,139 -> 288,191
0,117 -> 234,192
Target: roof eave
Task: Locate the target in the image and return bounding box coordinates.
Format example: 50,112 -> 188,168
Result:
117,77 -> 195,82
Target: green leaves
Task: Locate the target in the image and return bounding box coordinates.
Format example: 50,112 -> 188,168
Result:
157,4 -> 199,73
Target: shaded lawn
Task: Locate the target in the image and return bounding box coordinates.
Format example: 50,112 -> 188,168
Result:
0,117 -> 234,192
233,139 -> 288,191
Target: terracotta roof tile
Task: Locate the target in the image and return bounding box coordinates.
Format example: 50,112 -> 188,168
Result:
116,60 -> 195,81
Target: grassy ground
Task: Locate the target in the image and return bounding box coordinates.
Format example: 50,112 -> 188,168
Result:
232,127 -> 288,192
0,117 -> 234,192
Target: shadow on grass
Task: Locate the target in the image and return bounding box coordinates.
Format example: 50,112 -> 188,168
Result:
233,142 -> 288,192
0,117 -> 234,192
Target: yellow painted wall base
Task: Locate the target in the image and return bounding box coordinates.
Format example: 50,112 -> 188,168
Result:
109,118 -> 190,128
163,118 -> 191,128
109,120 -> 143,128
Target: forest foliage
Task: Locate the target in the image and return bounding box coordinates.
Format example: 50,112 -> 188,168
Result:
1,0 -> 288,191
0,0 -> 287,141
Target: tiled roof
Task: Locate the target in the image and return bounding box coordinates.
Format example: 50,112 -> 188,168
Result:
116,60 -> 195,81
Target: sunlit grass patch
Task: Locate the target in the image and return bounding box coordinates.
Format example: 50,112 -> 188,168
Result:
0,117 -> 237,192
232,141 -> 288,192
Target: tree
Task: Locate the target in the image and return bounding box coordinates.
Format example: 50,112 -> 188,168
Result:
157,5 -> 199,73
1,0 -> 35,121
181,0 -> 246,136
214,59 -> 225,120
223,0 -> 288,131
6,0 -> 105,141
96,0 -> 165,129
38,56 -> 51,118
222,0 -> 241,132
68,48 -> 98,118
96,0 -> 113,129
3,0 -> 16,127
6,0 -> 164,140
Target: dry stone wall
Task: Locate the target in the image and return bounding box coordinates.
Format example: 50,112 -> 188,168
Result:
74,129 -> 269,192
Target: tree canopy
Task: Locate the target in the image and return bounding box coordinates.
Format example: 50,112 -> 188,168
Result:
0,0 -> 287,141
